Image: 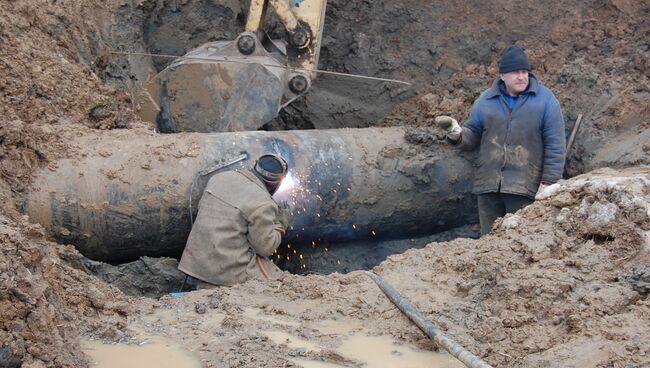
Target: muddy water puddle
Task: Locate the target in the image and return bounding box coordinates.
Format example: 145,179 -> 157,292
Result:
338,333 -> 463,368
82,332 -> 201,368
84,306 -> 463,367
269,329 -> 464,368
245,309 -> 464,368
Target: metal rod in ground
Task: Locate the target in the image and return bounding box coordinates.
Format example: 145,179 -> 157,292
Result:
567,113 -> 583,152
365,271 -> 493,368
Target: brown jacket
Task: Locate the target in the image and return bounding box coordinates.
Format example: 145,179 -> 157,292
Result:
178,169 -> 284,286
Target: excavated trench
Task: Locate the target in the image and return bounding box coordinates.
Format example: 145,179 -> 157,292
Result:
24,127 -> 479,297
11,1 -> 494,298
44,0 -> 649,298
52,0 -> 615,299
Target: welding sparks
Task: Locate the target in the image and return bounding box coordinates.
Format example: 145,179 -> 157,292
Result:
273,171 -> 300,202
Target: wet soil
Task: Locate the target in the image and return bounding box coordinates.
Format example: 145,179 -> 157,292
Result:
0,0 -> 649,367
87,167 -> 650,367
83,225 -> 479,299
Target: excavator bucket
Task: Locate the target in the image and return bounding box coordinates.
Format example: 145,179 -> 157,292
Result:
135,33 -> 309,133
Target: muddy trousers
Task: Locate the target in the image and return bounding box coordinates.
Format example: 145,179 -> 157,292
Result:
477,192 -> 533,236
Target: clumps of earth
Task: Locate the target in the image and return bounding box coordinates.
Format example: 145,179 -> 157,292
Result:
112,168 -> 649,368
0,210 -> 153,368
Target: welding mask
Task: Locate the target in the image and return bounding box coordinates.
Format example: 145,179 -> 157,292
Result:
253,153 -> 288,195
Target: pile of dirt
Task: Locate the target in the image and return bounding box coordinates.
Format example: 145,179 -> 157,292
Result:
0,0 -> 139,194
375,167 -> 650,367
0,6 -> 147,365
0,188 -> 152,368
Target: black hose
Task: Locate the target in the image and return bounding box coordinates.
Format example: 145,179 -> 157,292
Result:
365,271 -> 493,368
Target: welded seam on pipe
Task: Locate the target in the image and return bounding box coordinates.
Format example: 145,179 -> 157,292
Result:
365,271 -> 494,368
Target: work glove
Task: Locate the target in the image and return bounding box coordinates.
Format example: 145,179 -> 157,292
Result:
435,116 -> 462,143
535,182 -> 549,200
276,201 -> 291,230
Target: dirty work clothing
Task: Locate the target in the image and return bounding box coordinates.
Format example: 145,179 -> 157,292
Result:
458,74 -> 566,198
477,193 -> 533,235
178,169 -> 285,286
503,94 -> 518,110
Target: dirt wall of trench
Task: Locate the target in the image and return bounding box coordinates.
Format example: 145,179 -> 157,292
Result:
100,0 -> 649,174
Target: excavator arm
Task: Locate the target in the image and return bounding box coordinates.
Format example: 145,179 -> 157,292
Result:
136,0 -> 328,133
247,0 -> 327,74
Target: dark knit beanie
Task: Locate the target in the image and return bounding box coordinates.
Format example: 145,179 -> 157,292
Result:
499,45 -> 531,73
254,154 -> 288,183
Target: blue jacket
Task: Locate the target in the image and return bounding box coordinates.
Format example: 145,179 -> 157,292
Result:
458,74 -> 565,198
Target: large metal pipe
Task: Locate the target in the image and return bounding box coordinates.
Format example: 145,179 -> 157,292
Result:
23,127 -> 476,262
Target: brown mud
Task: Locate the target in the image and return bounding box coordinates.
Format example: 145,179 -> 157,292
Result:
94,167 -> 650,368
0,0 -> 649,367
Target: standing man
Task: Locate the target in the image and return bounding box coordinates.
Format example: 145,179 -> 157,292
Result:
437,45 -> 565,235
178,153 -> 290,286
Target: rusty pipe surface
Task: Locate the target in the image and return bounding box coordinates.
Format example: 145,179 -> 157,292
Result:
23,127 -> 476,262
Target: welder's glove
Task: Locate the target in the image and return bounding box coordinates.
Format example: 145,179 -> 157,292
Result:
535,182 -> 549,200
276,201 -> 291,230
435,115 -> 462,143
